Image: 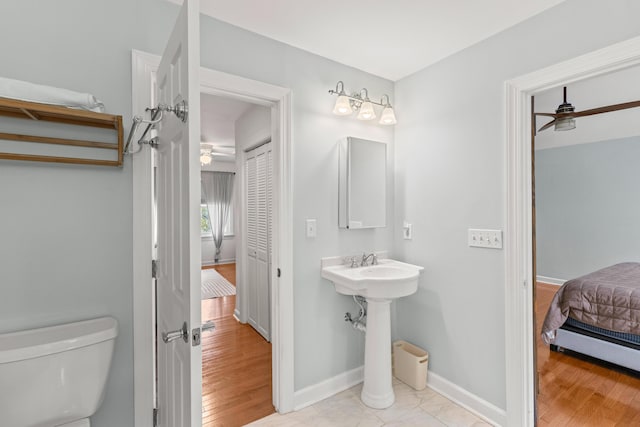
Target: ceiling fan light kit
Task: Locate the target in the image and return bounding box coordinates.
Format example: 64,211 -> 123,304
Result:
329,81 -> 397,125
535,86 -> 640,134
554,116 -> 576,131
200,148 -> 212,166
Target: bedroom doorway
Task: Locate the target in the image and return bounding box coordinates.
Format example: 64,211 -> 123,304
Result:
199,94 -> 276,426
504,35 -> 640,427
531,71 -> 640,426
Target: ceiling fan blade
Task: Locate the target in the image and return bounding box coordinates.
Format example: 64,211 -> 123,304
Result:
211,151 -> 235,157
211,147 -> 236,154
533,112 -> 557,117
573,100 -> 640,118
538,119 -> 556,132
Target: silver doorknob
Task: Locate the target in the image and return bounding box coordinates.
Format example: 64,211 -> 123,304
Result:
162,321 -> 188,343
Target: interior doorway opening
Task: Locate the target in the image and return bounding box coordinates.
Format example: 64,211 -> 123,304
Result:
132,49 -> 294,426
198,94 -> 276,425
504,35 -> 640,427
530,71 -> 640,426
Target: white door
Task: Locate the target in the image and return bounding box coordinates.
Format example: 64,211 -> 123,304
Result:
246,142 -> 273,341
155,0 -> 202,426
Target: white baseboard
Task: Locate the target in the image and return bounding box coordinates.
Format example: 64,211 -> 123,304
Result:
536,275 -> 565,286
293,366 -> 364,411
202,258 -> 236,267
291,366 -> 506,426
427,371 -> 506,426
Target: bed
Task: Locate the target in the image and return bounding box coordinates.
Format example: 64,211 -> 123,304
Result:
541,262 -> 640,372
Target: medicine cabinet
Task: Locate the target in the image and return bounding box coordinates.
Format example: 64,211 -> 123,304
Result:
338,137 -> 387,228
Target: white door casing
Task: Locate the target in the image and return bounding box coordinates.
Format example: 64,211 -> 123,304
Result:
505,35 -> 640,427
155,0 -> 202,426
246,142 -> 273,341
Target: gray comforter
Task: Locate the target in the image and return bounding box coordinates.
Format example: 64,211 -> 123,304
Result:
541,262 -> 640,344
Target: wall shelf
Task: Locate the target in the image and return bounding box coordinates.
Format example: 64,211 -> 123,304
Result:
0,97 -> 123,166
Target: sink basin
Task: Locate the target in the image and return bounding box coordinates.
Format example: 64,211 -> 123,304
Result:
321,259 -> 424,299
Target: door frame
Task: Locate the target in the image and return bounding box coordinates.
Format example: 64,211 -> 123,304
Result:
504,35 -> 640,426
132,49 -> 294,426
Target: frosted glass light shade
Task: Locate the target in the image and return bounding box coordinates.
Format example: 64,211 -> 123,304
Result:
379,107 -> 397,125
357,101 -> 376,120
554,117 -> 575,131
333,95 -> 353,115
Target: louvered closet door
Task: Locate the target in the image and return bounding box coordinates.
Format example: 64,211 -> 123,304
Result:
246,150 -> 258,334
245,142 -> 272,341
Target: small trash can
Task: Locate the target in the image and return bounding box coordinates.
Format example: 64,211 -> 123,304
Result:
393,340 -> 429,390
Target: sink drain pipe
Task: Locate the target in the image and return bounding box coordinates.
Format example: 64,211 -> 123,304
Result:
345,295 -> 367,332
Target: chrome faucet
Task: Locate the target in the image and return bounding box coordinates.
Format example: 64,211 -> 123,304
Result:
361,253 -> 378,267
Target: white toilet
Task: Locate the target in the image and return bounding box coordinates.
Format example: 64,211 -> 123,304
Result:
0,317 -> 118,427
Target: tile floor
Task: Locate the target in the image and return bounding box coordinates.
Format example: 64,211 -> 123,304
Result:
247,379 -> 492,426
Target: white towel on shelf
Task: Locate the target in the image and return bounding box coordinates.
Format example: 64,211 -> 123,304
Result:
0,77 -> 105,113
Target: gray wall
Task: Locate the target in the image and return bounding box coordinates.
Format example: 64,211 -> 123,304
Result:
0,1 -> 392,425
536,137 -> 640,280
393,0 -> 640,411
0,1 -> 145,426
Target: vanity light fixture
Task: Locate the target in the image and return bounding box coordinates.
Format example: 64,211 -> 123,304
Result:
329,81 -> 397,125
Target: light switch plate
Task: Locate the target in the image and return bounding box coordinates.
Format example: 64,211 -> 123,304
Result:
468,229 -> 502,249
403,222 -> 412,240
306,219 -> 317,238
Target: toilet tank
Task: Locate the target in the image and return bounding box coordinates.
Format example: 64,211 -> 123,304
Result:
0,317 -> 118,427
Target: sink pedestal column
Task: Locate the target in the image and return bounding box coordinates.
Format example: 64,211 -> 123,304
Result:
361,298 -> 394,409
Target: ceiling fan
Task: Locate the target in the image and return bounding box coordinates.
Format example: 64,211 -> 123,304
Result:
200,142 -> 236,165
535,86 -> 640,133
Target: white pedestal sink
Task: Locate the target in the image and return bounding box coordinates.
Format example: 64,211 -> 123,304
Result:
321,257 -> 424,409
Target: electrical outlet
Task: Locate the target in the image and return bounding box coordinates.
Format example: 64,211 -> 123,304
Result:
468,229 -> 502,249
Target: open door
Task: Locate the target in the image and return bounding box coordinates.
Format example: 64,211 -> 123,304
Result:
155,0 -> 202,426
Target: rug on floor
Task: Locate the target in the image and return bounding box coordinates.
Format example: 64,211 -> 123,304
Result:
201,268 -> 236,299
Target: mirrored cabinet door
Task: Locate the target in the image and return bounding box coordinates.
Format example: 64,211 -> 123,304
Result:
339,137 -> 387,228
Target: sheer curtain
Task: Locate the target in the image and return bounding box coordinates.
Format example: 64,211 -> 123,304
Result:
201,171 -> 235,263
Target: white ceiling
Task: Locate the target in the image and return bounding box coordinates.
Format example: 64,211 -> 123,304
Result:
534,65 -> 640,150
200,92 -> 252,146
171,0 -> 566,81
200,93 -> 253,163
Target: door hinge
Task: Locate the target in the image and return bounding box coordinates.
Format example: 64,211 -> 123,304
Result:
152,260 -> 158,279
153,407 -> 159,427
277,268 -> 281,278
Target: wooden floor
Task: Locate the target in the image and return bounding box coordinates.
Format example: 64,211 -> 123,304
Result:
201,263 -> 275,427
536,282 -> 640,426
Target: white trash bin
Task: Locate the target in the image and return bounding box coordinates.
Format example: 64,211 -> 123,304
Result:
393,340 -> 429,390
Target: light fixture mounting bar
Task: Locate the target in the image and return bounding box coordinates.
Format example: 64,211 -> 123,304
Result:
327,89 -> 390,107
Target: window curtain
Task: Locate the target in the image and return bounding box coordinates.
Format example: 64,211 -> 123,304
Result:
201,171 -> 235,263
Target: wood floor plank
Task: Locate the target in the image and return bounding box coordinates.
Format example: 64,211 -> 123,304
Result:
536,282 -> 640,426
201,264 -> 274,427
